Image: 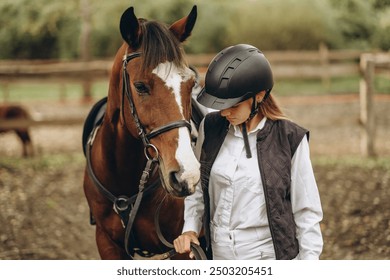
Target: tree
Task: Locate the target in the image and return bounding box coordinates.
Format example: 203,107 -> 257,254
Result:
328,0 -> 379,49
0,0 -> 386,59
0,0 -> 79,59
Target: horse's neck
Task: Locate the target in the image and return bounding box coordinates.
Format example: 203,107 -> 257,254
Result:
95,116 -> 146,196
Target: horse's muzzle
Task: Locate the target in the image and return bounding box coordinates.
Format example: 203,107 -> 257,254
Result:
168,171 -> 199,197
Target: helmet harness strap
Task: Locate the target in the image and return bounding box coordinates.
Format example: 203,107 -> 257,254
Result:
241,90 -> 271,159
241,122 -> 252,158
241,95 -> 257,159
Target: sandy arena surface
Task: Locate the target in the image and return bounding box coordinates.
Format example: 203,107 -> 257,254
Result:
0,94 -> 389,259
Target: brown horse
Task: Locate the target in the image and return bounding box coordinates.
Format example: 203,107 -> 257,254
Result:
83,6 -> 202,259
0,104 -> 33,157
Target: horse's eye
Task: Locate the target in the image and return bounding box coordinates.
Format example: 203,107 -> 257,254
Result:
133,82 -> 150,96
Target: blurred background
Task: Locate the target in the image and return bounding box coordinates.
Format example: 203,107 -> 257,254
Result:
1,0 -> 390,58
0,0 -> 389,260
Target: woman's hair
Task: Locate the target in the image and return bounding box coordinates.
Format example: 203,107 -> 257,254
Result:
258,94 -> 289,121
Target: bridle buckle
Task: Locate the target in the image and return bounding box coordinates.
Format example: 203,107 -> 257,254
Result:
113,196 -> 130,213
144,144 -> 159,161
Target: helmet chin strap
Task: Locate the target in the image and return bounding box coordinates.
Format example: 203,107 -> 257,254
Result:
241,122 -> 252,158
241,91 -> 270,158
241,96 -> 257,158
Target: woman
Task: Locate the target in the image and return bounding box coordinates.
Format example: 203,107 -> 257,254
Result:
174,44 -> 323,260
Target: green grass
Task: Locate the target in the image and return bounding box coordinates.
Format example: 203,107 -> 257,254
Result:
1,81 -> 108,102
274,75 -> 390,96
0,152 -> 85,171
312,155 -> 390,170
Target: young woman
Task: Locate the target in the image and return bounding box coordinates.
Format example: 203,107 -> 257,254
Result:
174,44 -> 323,260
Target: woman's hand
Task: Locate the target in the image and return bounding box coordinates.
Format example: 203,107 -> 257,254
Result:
173,231 -> 199,259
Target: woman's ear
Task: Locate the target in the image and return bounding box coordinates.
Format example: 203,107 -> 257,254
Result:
256,91 -> 266,103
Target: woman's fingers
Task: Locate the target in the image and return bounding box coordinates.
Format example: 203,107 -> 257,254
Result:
173,231 -> 199,255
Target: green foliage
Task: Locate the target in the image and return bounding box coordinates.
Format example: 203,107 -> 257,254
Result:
373,25 -> 390,50
0,0 -> 388,59
312,155 -> 390,170
185,0 -> 232,53
222,0 -> 342,50
0,0 -> 79,59
328,0 -> 379,49
88,2 -> 127,57
370,0 -> 390,9
372,6 -> 390,50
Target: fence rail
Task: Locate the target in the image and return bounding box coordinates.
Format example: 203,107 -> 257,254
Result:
0,47 -> 365,101
0,60 -> 112,82
0,118 -> 85,129
1,49 -> 389,158
0,48 -> 363,83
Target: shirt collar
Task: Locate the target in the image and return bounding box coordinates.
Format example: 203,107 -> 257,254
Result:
231,117 -> 267,138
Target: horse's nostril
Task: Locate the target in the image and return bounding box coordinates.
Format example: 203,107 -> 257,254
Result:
170,172 -> 182,188
169,171 -> 192,197
170,171 -> 180,185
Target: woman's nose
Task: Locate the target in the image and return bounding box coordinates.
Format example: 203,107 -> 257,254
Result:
221,109 -> 230,117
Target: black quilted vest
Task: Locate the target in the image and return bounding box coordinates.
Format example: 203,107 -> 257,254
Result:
200,112 -> 308,260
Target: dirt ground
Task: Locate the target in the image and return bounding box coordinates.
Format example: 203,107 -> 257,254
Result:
0,93 -> 390,260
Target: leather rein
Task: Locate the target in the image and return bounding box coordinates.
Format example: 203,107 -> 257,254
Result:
86,51 -> 206,260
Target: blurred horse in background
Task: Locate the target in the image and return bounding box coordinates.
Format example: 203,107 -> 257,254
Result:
0,104 -> 34,157
83,5 -> 204,259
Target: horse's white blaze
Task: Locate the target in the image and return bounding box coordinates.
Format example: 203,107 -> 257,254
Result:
176,127 -> 200,191
152,62 -> 194,114
153,62 -> 200,191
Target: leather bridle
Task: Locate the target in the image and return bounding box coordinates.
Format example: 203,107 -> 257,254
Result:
121,52 -> 192,147
86,52 -> 206,260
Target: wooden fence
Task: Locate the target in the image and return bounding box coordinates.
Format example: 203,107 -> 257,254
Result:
0,46 -> 363,101
0,59 -> 112,102
1,48 -> 389,157
186,46 -> 361,81
0,118 -> 85,130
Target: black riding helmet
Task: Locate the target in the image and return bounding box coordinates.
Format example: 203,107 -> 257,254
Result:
198,44 -> 274,159
197,44 -> 273,110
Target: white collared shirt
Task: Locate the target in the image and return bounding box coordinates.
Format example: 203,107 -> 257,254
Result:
182,117 -> 323,259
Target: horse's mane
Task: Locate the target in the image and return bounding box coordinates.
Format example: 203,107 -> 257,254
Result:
139,20 -> 186,73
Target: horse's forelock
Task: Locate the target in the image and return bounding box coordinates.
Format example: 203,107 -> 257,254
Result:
139,21 -> 186,73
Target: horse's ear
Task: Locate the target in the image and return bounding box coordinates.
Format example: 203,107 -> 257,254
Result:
120,7 -> 141,48
169,5 -> 197,42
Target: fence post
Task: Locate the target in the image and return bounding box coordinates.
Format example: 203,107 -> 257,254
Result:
80,0 -> 92,103
359,54 -> 376,157
319,42 -> 330,90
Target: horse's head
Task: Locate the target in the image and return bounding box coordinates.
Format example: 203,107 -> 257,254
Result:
115,6 -> 200,197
